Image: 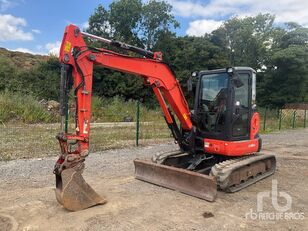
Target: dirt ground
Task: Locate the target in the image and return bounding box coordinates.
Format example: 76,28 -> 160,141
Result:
0,129 -> 307,231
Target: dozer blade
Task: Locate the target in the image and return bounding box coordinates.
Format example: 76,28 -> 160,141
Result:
134,159 -> 217,201
55,164 -> 107,211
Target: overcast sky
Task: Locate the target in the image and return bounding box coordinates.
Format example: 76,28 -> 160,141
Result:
0,0 -> 307,55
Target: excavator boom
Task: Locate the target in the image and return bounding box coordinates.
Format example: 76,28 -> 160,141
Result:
54,25 -> 216,211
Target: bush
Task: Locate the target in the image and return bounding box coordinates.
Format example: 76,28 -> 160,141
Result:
91,95 -> 162,122
0,92 -> 163,124
0,92 -> 57,123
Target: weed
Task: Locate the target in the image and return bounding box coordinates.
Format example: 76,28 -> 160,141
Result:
0,92 -> 57,123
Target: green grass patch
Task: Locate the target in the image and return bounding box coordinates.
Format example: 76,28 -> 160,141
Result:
0,123 -> 172,161
258,107 -> 307,133
0,92 -> 57,124
91,96 -> 162,122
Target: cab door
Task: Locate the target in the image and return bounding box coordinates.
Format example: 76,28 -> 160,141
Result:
231,71 -> 251,140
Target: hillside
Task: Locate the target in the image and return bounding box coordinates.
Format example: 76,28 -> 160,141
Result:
0,47 -> 48,70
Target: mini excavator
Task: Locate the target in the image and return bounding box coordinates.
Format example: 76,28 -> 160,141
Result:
54,25 -> 276,211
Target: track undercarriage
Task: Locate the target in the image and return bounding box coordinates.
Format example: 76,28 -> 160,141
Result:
134,150 -> 276,201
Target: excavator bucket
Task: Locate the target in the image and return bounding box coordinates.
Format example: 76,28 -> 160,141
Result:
55,164 -> 107,211
134,159 -> 217,201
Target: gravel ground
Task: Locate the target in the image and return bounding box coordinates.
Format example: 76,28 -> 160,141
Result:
0,129 -> 307,231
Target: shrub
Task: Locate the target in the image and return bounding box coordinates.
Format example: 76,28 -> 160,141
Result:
91,95 -> 162,122
0,92 -> 57,123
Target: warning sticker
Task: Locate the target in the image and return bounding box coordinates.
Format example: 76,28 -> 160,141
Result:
64,41 -> 71,53
183,113 -> 188,120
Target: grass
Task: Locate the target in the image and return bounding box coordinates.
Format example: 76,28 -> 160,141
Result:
0,122 -> 172,161
0,92 -> 161,124
91,96 -> 162,122
258,107 -> 307,133
0,92 -> 57,124
0,93 -> 172,161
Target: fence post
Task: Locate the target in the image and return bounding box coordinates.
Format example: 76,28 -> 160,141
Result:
304,110 -> 307,128
64,91 -> 69,133
292,110 -> 296,129
65,107 -> 69,133
278,109 -> 282,130
136,100 -> 140,146
263,108 -> 267,131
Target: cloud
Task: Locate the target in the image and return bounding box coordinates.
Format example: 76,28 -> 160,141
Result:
168,0 -> 239,19
45,41 -> 61,56
186,19 -> 223,36
0,14 -> 33,41
10,41 -> 62,56
169,0 -> 308,27
12,47 -> 43,55
0,0 -> 16,12
31,29 -> 41,34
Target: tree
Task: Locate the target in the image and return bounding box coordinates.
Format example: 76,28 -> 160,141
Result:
259,27 -> 308,107
85,0 -> 180,105
19,57 -> 61,100
279,27 -> 308,49
211,14 -> 275,70
2,5 -> 307,109
0,56 -> 60,100
0,57 -> 18,92
87,0 -> 179,48
155,34 -> 229,81
87,5 -> 110,37
109,0 -> 142,44
141,0 -> 179,49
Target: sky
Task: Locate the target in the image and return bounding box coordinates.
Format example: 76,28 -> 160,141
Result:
0,0 -> 308,55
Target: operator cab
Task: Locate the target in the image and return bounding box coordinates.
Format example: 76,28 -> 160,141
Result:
191,67 -> 257,142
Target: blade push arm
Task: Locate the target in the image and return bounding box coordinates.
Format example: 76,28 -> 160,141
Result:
56,24 -> 192,171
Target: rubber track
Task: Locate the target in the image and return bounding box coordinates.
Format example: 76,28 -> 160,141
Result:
210,154 -> 276,192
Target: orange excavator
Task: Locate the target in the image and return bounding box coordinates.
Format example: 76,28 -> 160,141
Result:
54,24 -> 276,211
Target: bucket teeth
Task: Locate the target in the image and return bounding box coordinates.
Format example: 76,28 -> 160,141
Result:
55,163 -> 107,211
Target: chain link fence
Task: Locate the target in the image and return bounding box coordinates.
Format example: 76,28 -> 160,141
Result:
0,100 -> 171,161
2,101 -> 307,161
259,107 -> 307,132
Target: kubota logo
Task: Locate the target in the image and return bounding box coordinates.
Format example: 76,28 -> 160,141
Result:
245,179 -> 305,220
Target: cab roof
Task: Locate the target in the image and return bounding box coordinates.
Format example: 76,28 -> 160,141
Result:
199,67 -> 256,75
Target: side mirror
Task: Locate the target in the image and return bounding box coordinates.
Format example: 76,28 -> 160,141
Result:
187,71 -> 198,92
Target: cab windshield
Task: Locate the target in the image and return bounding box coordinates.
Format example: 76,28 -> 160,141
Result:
199,73 -> 229,132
